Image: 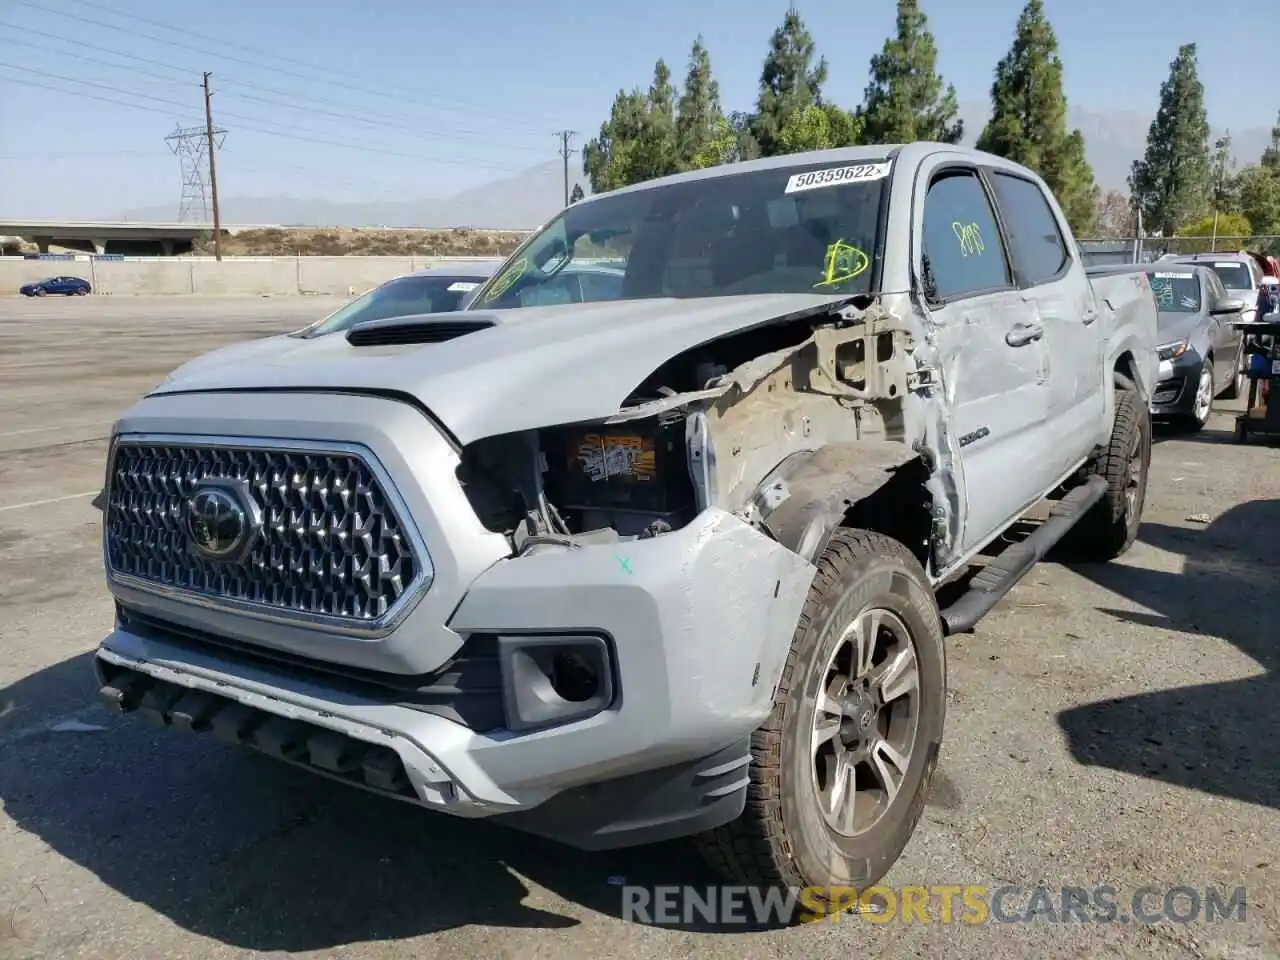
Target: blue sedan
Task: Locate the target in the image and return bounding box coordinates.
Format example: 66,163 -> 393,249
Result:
20,275 -> 92,297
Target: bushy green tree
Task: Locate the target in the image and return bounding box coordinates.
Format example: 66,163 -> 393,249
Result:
777,104 -> 862,153
1128,43 -> 1212,236
582,78 -> 672,193
975,0 -> 1097,233
584,39 -> 749,191
859,0 -> 962,145
1238,119 -> 1280,252
751,5 -> 828,156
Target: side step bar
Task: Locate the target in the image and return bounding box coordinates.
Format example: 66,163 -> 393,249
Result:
940,474 -> 1108,635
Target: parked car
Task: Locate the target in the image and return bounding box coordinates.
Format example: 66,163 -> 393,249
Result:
500,261 -> 625,307
20,275 -> 91,297
1164,252 -> 1263,323
294,262 -> 502,338
1090,262 -> 1246,429
92,143 -> 1157,905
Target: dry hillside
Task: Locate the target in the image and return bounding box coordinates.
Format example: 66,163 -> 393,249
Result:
203,227 -> 532,257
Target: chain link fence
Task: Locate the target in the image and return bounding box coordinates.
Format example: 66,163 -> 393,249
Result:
1078,236 -> 1280,268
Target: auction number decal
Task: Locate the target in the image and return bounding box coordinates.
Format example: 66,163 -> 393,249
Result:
952,221 -> 985,258
784,161 -> 892,194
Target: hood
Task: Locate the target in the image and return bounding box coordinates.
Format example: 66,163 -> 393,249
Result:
150,293 -> 849,445
1155,311 -> 1205,346
157,333 -> 304,385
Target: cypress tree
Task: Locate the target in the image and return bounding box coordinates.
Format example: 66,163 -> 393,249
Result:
1128,43 -> 1212,236
752,5 -> 828,157
859,0 -> 962,145
676,37 -> 726,169
976,0 -> 1098,233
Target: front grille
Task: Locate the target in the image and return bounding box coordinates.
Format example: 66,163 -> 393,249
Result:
105,440 -> 423,625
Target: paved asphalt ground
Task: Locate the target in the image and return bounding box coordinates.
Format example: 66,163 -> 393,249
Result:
0,296 -> 1277,960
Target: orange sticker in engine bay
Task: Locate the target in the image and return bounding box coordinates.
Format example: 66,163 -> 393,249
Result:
572,432 -> 657,483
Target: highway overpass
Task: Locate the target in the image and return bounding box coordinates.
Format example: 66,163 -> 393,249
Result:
0,219 -> 278,256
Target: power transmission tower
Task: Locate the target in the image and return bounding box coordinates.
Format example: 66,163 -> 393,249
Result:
555,130 -> 577,207
166,125 -> 219,224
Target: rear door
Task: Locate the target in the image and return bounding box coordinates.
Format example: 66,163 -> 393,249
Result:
986,169 -> 1104,478
912,160 -> 1057,555
1203,269 -> 1242,388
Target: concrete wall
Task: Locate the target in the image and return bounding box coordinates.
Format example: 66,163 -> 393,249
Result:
0,256 -> 505,297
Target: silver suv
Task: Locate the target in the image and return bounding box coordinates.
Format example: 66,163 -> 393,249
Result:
1165,252 -> 1262,323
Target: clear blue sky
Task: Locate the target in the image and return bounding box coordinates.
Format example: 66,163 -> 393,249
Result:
0,0 -> 1273,218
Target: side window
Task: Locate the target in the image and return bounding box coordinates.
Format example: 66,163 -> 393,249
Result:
989,172 -> 1071,285
921,169 -> 1011,300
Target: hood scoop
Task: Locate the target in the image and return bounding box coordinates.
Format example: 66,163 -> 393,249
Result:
347,317 -> 495,347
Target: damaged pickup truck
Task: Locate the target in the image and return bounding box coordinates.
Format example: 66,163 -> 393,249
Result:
94,143 -> 1158,900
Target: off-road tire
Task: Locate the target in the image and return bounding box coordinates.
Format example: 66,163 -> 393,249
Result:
1056,384 -> 1150,562
694,529 -> 946,914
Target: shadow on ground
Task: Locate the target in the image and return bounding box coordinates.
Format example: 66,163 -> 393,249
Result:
0,652 -> 797,950
1058,498 -> 1280,811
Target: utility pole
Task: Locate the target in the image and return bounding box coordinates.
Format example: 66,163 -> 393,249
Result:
203,71 -> 223,261
555,130 -> 577,207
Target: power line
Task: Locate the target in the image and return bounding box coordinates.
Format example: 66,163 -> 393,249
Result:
0,149 -> 159,160
0,63 -> 527,171
12,0 -> 569,131
0,30 -> 554,149
1,35 -> 188,86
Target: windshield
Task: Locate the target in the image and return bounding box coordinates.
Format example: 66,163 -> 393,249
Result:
467,158 -> 891,311
1204,261 -> 1253,291
1147,271 -> 1201,312
296,274 -> 488,337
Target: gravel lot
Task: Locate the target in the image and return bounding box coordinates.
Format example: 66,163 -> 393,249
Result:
0,296 -> 1276,960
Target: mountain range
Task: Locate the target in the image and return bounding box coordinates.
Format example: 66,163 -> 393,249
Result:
119,103 -> 1274,230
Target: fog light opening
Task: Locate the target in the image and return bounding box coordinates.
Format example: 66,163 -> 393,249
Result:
548,651 -> 599,703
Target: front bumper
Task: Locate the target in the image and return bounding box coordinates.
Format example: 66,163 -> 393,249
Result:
1150,350 -> 1203,417
95,506 -> 816,850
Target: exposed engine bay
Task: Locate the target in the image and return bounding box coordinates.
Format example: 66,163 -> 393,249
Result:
456,297 -> 935,558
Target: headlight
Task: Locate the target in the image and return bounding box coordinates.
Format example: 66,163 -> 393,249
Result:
1157,339 -> 1189,361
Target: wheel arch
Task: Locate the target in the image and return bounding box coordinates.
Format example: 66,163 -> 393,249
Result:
748,444 -> 934,573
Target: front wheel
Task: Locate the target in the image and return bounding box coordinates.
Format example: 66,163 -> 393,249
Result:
1179,359 -> 1214,431
695,529 -> 946,913
33,287 -> 46,297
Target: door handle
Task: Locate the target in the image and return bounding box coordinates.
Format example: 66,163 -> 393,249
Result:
1006,322 -> 1044,347
1082,308 -> 1098,325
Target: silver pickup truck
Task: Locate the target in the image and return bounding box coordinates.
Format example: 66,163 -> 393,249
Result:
94,143 -> 1157,905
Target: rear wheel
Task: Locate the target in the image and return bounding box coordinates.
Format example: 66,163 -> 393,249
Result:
1057,383 -> 1150,562
75,287 -> 89,296
695,529 -> 946,914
